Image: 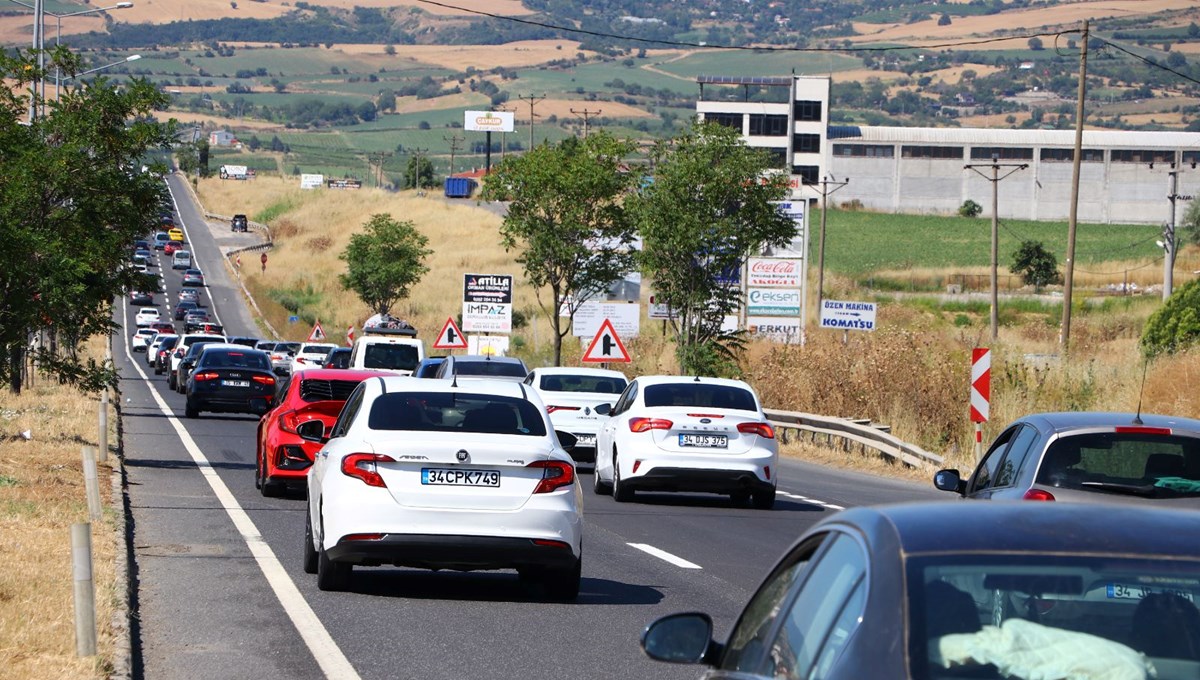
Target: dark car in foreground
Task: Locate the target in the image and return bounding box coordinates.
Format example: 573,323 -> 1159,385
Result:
935,412 -> 1200,507
321,347 -> 350,369
185,345 -> 276,418
642,502 -> 1200,680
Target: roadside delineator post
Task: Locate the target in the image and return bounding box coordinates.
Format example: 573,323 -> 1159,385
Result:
71,522 -> 96,657
970,348 -> 991,463
98,389 -> 108,463
81,446 -> 102,521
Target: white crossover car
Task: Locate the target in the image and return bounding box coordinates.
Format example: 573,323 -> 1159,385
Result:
302,377 -> 583,598
290,343 -> 338,373
525,367 -> 628,463
594,376 -> 779,509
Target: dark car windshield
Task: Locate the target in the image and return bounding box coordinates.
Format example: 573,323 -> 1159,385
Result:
274,342 -> 301,354
324,349 -> 351,369
363,343 -> 419,371
183,340 -> 220,358
910,554 -> 1200,678
643,383 -> 757,411
454,360 -> 527,378
539,373 -> 626,394
368,392 -> 546,436
1035,432 -> 1200,498
197,349 -> 270,370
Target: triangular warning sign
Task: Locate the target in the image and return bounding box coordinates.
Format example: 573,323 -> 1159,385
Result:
307,320 -> 326,342
582,319 -> 631,363
433,317 -> 468,350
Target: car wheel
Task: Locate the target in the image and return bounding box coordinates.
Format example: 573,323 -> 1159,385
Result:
184,400 -> 199,419
254,452 -> 262,490
752,486 -> 776,510
302,505 -> 318,575
260,452 -> 282,498
730,490 -> 751,506
316,521 -> 350,591
543,556 -> 582,602
167,373 -> 176,390
154,364 -> 162,375
612,453 -> 634,503
592,463 -> 612,496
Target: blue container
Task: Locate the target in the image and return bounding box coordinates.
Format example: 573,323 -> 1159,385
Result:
444,177 -> 476,198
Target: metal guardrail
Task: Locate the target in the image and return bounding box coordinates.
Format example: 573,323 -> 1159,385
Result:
764,409 -> 944,469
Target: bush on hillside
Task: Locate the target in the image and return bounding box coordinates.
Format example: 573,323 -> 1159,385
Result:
1141,279 -> 1200,356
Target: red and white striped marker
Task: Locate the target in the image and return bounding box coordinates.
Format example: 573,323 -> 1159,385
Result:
970,348 -> 991,461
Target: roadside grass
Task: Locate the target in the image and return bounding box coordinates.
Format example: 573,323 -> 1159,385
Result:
0,335 -> 119,680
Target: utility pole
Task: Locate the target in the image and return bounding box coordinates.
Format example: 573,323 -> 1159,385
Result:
811,175 -> 849,311
408,147 -> 428,190
1163,158 -> 1181,300
1061,19 -> 1089,351
367,151 -> 392,188
518,94 -> 545,152
964,156 -> 1028,342
570,107 -> 601,138
494,105 -> 513,162
443,133 -> 463,176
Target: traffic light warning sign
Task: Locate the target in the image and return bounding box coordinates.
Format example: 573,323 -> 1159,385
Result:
433,317 -> 468,350
582,319 -> 631,363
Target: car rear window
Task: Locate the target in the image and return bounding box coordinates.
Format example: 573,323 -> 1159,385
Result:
299,378 -> 362,402
199,350 -> 270,370
454,361 -> 527,378
301,344 -> 336,354
256,342 -> 277,351
539,374 -> 627,394
274,342 -> 300,354
363,343 -> 419,371
643,383 -> 757,411
1035,431 -> 1200,498
368,392 -> 547,436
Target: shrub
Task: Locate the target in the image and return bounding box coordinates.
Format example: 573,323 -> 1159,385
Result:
1141,279 -> 1200,356
958,199 -> 982,218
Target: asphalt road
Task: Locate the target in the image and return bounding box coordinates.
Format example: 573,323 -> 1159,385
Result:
118,174 -> 942,680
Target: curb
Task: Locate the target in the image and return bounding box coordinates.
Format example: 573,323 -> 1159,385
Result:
107,340 -> 134,680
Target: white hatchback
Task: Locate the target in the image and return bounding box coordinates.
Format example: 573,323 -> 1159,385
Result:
302,377 -> 583,597
290,343 -> 338,373
131,328 -> 157,352
525,367 -> 628,463
593,376 -> 779,509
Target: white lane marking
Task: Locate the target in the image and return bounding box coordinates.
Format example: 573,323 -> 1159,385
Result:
165,180 -> 223,327
778,491 -> 844,510
628,543 -> 702,570
120,298 -> 359,680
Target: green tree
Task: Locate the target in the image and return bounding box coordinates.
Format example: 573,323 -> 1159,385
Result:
1142,279 -> 1200,356
1,48 -> 173,393
959,199 -> 983,217
1009,240 -> 1061,292
403,155 -> 435,189
1181,197 -> 1200,247
338,214 -> 431,316
938,12 -> 952,26
481,133 -> 640,365
1028,37 -> 1044,51
629,123 -> 795,375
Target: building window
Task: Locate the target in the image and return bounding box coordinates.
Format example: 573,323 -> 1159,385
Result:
794,100 -> 822,122
1040,148 -> 1104,162
832,143 -> 894,158
764,148 -> 789,168
749,114 -> 789,136
1110,149 -> 1175,164
901,145 -> 964,159
792,165 -> 819,184
793,134 -> 821,154
703,112 -> 743,131
970,146 -> 1033,161
1183,150 -> 1200,167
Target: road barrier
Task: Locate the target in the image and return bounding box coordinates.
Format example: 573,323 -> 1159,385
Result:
764,409 -> 943,469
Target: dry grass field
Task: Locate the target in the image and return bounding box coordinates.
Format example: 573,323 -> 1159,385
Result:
338,40 -> 588,71
0,335 -> 120,680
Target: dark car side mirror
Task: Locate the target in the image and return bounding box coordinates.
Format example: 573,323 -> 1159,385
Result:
594,403 -> 611,416
934,469 -> 966,495
297,420 -> 328,444
555,430 -> 578,454
641,612 -> 715,665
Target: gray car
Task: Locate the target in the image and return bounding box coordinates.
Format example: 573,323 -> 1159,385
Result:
433,354 -> 528,382
935,411 -> 1200,507
181,268 -> 204,286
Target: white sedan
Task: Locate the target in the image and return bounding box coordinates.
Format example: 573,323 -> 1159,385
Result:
130,328 -> 157,352
134,307 -> 161,327
594,376 -> 779,509
524,366 -> 628,463
289,342 -> 338,373
302,377 -> 583,598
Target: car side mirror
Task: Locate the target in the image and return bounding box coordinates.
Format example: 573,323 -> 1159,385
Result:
297,420 -> 328,444
594,403 -> 611,416
641,612 -> 714,665
555,430 -> 577,453
934,469 -> 966,495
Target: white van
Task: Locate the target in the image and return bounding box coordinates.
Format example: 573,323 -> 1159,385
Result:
172,250 -> 192,270
348,327 -> 424,376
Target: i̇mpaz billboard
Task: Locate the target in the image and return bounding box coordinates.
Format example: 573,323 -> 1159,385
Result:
462,273 -> 513,333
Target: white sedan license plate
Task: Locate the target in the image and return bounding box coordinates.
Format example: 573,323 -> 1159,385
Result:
421,468 -> 501,487
1106,583 -> 1194,602
222,380 -> 250,387
679,434 -> 728,448
575,434 -> 596,446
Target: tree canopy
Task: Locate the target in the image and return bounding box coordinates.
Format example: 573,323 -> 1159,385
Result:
1009,240 -> 1061,292
338,214 -> 431,316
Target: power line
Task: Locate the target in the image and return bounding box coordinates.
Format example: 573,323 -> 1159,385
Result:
1095,37 -> 1200,88
415,0 -> 1075,53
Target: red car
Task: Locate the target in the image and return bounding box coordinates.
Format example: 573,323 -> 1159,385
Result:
255,368 -> 377,497
163,241 -> 182,256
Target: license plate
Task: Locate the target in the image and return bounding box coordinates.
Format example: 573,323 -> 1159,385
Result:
679,434 -> 728,448
421,468 -> 500,487
1106,583 -> 1194,602
575,434 -> 596,446
222,380 -> 250,387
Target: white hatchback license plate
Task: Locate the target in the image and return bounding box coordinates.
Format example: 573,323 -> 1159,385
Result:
1106,583 -> 1194,602
575,434 -> 596,446
222,380 -> 250,387
421,468 -> 500,487
679,434 -> 728,448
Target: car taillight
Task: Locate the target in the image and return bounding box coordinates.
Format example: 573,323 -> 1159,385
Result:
737,422 -> 776,439
193,372 -> 219,381
252,375 -> 275,386
528,460 -> 574,494
546,405 -> 580,414
340,533 -> 384,542
629,417 -> 673,433
341,453 -> 395,488
1023,489 -> 1056,501
278,410 -> 301,434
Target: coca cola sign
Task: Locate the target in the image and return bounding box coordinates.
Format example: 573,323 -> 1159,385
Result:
747,258 -> 803,287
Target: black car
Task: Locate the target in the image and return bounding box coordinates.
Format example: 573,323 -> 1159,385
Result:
231,213 -> 248,232
129,290 -> 154,307
641,502 -> 1200,679
174,300 -> 199,320
133,239 -> 150,251
322,347 -> 351,369
185,346 -> 276,418
153,336 -> 179,375
228,336 -> 261,348
173,340 -> 222,393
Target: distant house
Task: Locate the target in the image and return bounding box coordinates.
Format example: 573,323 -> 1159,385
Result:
209,130 -> 237,147
1019,61 -> 1035,70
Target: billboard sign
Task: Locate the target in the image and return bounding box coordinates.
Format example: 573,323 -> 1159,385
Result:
572,301 -> 640,338
765,200 -> 808,258
747,288 -> 801,316
464,110 -> 515,133
746,258 -> 803,288
300,173 -> 324,189
819,300 -> 877,332
462,273 -> 513,333
747,316 -> 802,343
